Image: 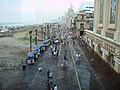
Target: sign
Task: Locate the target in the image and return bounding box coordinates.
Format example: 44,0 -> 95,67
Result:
114,56 -> 120,64
101,47 -> 109,55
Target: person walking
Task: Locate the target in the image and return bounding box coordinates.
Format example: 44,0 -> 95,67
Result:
54,84 -> 57,90
91,58 -> 94,66
51,45 -> 53,50
78,53 -> 81,63
38,65 -> 42,72
47,69 -> 50,78
57,49 -> 59,56
73,41 -> 75,45
49,71 -> 53,79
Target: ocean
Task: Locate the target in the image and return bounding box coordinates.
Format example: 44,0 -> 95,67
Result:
0,22 -> 42,26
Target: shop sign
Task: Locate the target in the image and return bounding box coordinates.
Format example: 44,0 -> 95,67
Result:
114,56 -> 120,64
101,47 -> 109,55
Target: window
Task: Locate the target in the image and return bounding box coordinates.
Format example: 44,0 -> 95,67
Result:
99,0 -> 104,23
80,15 -> 84,19
110,0 -> 116,24
80,23 -> 84,29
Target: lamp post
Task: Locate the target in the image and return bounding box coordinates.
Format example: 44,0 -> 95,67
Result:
44,27 -> 46,40
41,27 -> 43,40
29,31 -> 32,52
35,29 -> 37,45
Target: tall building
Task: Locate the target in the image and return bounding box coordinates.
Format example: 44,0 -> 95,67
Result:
85,0 -> 120,73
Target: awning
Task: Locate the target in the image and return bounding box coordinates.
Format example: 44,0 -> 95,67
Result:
34,46 -> 40,50
27,52 -> 35,58
43,40 -> 49,43
51,38 -> 56,41
39,43 -> 46,47
32,49 -> 38,53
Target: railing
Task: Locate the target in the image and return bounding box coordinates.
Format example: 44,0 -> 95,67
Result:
105,32 -> 114,39
97,30 -> 101,35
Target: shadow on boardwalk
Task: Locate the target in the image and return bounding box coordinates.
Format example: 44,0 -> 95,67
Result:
78,40 -> 120,90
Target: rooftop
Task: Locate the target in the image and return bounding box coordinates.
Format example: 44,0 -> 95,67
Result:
79,2 -> 94,14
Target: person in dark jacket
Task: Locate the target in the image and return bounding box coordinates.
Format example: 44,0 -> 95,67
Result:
47,69 -> 50,78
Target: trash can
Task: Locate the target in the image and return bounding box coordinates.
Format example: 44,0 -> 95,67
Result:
22,64 -> 26,70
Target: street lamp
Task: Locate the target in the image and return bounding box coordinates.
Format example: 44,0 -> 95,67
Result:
35,29 -> 37,45
41,27 -> 43,40
44,27 -> 46,40
29,31 -> 32,52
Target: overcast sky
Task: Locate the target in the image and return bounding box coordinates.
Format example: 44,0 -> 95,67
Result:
0,0 -> 94,24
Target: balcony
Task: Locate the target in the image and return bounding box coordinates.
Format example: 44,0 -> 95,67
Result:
105,32 -> 114,39
97,30 -> 101,35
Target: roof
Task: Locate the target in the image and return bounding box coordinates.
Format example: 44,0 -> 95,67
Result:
43,40 -> 49,43
39,43 -> 46,47
34,46 -> 40,50
51,38 -> 56,41
27,52 -> 35,58
79,2 -> 94,13
32,49 -> 38,53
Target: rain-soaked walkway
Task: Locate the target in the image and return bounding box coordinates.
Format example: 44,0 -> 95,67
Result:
77,38 -> 120,90
69,38 -> 104,90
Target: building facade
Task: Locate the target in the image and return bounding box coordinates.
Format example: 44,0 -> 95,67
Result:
76,11 -> 88,37
76,2 -> 94,38
85,0 -> 120,73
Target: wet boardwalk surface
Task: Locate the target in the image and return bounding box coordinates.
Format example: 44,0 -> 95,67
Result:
70,39 -> 104,90
78,39 -> 120,90
1,31 -> 120,90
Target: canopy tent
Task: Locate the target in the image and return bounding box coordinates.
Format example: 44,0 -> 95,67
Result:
27,52 -> 35,58
42,40 -> 49,44
32,49 -> 38,53
34,46 -> 40,50
39,43 -> 46,47
51,38 -> 56,41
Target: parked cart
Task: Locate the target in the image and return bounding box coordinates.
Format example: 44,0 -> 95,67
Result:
26,52 -> 35,65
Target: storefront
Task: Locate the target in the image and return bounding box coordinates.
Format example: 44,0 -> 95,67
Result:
101,47 -> 115,67
114,56 -> 120,73
98,45 -> 102,56
91,40 -> 95,50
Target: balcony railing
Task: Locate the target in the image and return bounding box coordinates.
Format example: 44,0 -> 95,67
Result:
105,32 -> 114,39
97,30 -> 101,35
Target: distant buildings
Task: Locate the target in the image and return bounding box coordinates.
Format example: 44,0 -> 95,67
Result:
58,5 -> 75,28
65,5 -> 75,28
84,0 -> 120,73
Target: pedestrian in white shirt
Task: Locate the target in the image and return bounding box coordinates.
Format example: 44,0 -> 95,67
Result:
54,84 -> 57,90
38,65 -> 42,72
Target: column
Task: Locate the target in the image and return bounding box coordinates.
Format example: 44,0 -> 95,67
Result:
114,0 -> 120,43
102,0 -> 108,37
93,0 -> 99,33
